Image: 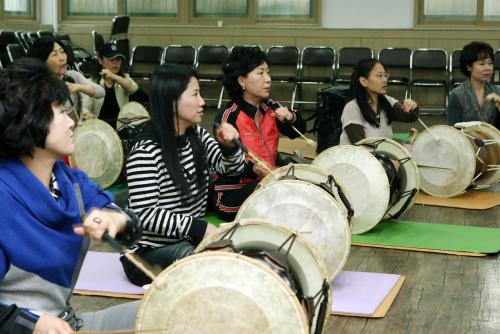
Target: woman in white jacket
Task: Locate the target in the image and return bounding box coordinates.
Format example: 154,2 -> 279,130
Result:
81,43 -> 139,128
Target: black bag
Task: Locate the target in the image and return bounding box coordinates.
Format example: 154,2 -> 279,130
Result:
313,87 -> 352,154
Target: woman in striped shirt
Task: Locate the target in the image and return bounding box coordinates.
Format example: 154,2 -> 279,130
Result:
121,64 -> 245,286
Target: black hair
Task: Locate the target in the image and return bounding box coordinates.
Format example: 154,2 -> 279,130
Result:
222,46 -> 269,99
27,36 -> 66,62
0,58 -> 70,160
149,64 -> 206,196
459,41 -> 494,77
350,58 -> 395,127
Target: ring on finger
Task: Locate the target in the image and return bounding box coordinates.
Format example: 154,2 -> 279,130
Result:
93,217 -> 102,224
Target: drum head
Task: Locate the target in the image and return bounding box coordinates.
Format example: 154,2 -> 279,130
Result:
412,125 -> 476,197
313,145 -> 390,234
136,252 -> 309,334
259,164 -> 352,221
116,101 -> 150,131
458,122 -> 500,188
69,119 -> 123,188
236,180 -> 350,280
196,219 -> 330,334
357,137 -> 420,220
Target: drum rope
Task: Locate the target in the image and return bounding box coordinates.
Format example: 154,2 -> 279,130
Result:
276,232 -> 298,257
312,280 -> 330,334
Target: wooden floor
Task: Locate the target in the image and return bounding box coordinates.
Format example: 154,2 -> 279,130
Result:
71,113 -> 500,333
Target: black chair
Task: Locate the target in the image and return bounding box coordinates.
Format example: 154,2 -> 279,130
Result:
14,31 -> 29,52
37,31 -> 53,39
378,47 -> 412,99
449,49 -> 466,89
20,32 -> 34,50
163,45 -> 197,68
0,31 -> 18,65
294,46 -> 336,109
336,47 -> 374,85
92,30 -> 105,56
129,45 -> 163,92
491,49 -> 500,85
110,15 -> 130,40
6,43 -> 26,62
196,45 -> 230,108
409,48 -> 448,115
55,32 -> 71,42
266,45 -> 300,106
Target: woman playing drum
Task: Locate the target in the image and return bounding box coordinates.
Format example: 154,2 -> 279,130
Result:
0,59 -> 141,333
213,46 -> 307,221
122,64 -> 245,286
447,41 -> 500,129
339,58 -> 419,145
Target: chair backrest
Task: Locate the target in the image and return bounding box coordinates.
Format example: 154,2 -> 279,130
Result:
92,30 -> 105,56
6,43 -> 26,62
449,48 -> 466,86
196,45 -> 229,80
110,15 -> 130,39
410,48 -> 448,70
0,31 -> 18,52
37,31 -> 53,39
299,46 -> 336,84
163,45 -> 197,68
55,32 -> 71,42
266,45 -> 300,82
336,47 -> 374,82
378,47 -> 411,68
129,45 -> 163,77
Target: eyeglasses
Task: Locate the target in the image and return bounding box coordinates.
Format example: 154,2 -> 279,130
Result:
372,73 -> 390,80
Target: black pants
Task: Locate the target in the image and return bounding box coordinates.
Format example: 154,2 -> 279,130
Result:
213,181 -> 259,221
120,241 -> 195,286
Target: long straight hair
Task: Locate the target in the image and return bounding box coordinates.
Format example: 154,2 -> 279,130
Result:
149,64 -> 206,196
350,58 -> 396,127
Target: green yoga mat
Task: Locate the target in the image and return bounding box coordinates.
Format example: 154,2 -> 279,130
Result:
351,220 -> 500,255
392,132 -> 411,143
106,182 -> 128,195
205,212 -> 225,227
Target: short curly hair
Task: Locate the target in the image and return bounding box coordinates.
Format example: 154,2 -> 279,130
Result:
222,46 -> 269,99
0,58 -> 69,160
459,41 -> 494,77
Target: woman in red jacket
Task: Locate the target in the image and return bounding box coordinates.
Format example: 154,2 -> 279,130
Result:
214,46 -> 306,221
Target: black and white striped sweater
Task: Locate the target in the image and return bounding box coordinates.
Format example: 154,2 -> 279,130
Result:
126,125 -> 244,249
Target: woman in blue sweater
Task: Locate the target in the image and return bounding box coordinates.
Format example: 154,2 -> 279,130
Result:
0,58 -> 141,333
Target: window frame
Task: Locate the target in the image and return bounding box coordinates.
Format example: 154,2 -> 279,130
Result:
60,0 -> 320,26
415,0 -> 500,27
0,0 -> 37,22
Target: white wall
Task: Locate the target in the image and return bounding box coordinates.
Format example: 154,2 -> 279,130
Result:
322,0 -> 414,29
40,0 -> 58,31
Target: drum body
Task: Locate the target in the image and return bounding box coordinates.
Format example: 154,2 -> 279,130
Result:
412,123 -> 500,197
259,164 -> 353,222
136,251 -> 310,334
195,219 -> 330,334
312,138 -> 419,234
116,101 -> 150,158
236,180 -> 351,280
69,119 -> 123,188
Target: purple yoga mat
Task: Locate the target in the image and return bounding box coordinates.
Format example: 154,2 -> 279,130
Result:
75,252 -> 401,316
331,271 -> 401,315
75,251 -> 144,295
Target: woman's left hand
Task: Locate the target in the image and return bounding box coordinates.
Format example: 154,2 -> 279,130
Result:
485,93 -> 500,108
73,209 -> 127,242
215,122 -> 240,148
271,106 -> 295,123
402,99 -> 418,112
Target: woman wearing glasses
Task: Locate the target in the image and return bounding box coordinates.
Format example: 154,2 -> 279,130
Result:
339,58 -> 419,145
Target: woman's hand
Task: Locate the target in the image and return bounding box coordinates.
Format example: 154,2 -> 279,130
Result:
252,160 -> 272,177
401,99 -> 418,112
73,208 -> 127,242
34,314 -> 72,334
485,93 -> 500,108
81,112 -> 95,121
100,69 -> 119,82
271,106 -> 295,123
215,122 -> 239,148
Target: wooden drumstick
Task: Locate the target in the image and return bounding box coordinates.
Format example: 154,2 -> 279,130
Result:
290,124 -> 315,147
76,328 -> 169,334
410,110 -> 438,141
73,184 -> 158,282
417,164 -> 455,171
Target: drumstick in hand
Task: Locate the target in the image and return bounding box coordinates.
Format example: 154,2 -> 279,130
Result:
409,110 -> 438,141
290,125 -> 316,147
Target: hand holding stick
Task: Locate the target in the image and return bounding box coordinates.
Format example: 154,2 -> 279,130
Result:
409,109 -> 438,141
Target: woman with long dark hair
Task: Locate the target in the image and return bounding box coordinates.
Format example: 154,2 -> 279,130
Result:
121,64 -> 245,286
340,58 -> 419,144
